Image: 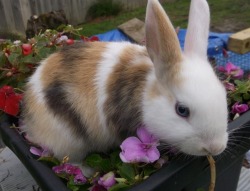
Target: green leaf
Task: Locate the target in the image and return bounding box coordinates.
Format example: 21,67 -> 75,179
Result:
100,158 -> 113,172
232,94 -> 243,102
109,183 -> 131,191
8,52 -> 19,64
85,153 -> 112,172
18,62 -> 31,73
143,165 -> 157,177
110,150 -> 122,167
37,46 -> 58,60
243,93 -> 250,101
118,163 -> 135,182
19,54 -> 36,64
0,52 -> 7,67
38,156 -> 60,167
85,153 -> 103,167
234,80 -> 244,86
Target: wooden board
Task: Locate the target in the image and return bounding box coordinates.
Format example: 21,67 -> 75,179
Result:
228,28 -> 250,54
118,18 -> 145,44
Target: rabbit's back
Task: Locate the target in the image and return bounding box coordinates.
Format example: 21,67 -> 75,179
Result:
22,41 -> 153,161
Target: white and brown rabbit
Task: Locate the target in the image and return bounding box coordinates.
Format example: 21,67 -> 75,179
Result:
23,0 -> 228,163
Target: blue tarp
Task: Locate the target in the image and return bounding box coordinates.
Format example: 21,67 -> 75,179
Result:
95,29 -> 230,56
95,29 -> 132,42
95,29 -> 250,71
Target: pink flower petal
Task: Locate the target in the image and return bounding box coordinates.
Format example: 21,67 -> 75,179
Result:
225,62 -> 238,74
232,68 -> 244,79
120,137 -> 149,163
30,146 -> 43,156
98,172 -> 116,189
74,173 -> 87,184
137,126 -> 158,144
146,147 -> 160,163
120,137 -> 142,150
120,149 -> 149,163
224,82 -> 235,91
217,66 -> 226,73
232,102 -> 249,114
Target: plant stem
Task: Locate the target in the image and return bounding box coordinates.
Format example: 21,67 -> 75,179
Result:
207,155 -> 216,191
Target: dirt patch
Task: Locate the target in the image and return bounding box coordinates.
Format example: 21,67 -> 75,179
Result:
86,16 -> 115,24
211,19 -> 249,33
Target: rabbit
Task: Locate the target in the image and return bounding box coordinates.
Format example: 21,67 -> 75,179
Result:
22,0 -> 228,164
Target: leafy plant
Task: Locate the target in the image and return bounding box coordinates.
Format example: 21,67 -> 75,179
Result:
218,62 -> 250,119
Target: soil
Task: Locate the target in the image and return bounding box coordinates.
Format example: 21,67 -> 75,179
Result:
211,19 -> 249,33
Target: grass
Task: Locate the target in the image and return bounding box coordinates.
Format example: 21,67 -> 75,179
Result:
0,31 -> 25,41
87,0 -> 123,19
79,0 -> 250,37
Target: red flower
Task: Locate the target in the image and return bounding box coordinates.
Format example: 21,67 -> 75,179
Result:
81,36 -> 99,42
21,44 -> 32,56
66,39 -> 74,45
0,86 -> 22,116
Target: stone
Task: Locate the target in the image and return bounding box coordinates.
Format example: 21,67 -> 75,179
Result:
118,18 -> 145,44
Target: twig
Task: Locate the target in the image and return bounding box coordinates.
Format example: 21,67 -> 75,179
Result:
207,155 -> 216,191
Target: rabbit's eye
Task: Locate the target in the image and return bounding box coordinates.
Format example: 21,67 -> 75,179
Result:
175,103 -> 190,118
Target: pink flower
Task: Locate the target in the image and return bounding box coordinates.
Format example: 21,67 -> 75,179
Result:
98,172 -> 116,189
30,146 -> 51,157
232,102 -> 249,114
223,82 -> 235,91
224,62 -> 238,74
120,126 -> 160,163
218,62 -> 244,79
232,68 -> 244,79
52,163 -> 87,184
88,184 -> 107,191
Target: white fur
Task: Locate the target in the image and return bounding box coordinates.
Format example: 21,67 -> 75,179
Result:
28,60 -> 46,104
184,0 -> 210,58
95,42 -> 131,141
142,0 -> 228,156
143,56 -> 228,156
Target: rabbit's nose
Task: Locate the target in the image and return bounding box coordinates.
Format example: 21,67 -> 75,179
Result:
202,143 -> 226,156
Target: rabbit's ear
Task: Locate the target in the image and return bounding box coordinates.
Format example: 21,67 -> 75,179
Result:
145,0 -> 182,84
184,0 -> 210,58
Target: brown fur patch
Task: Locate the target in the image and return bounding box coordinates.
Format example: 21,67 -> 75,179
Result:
150,1 -> 183,85
104,46 -> 151,140
40,53 -> 62,89
40,42 -> 108,137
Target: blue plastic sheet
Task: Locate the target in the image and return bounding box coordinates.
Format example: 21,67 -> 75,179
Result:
94,29 -> 250,71
177,29 -> 231,56
95,29 -> 132,42
95,29 -> 230,56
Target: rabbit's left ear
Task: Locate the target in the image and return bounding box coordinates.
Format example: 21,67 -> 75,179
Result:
145,0 -> 182,85
184,0 -> 210,58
